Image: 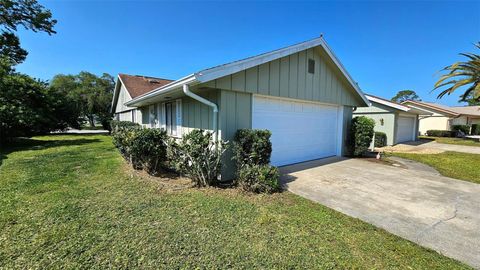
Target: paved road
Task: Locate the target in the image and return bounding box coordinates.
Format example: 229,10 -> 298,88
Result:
423,141 -> 480,154
280,157 -> 480,268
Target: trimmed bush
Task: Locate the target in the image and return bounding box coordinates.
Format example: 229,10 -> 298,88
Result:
452,124 -> 471,135
233,129 -> 272,167
169,129 -> 227,187
110,120 -> 140,131
237,164 -> 280,194
471,124 -> 480,135
130,128 -> 168,175
348,116 -> 375,157
374,132 -> 387,148
426,130 -> 456,137
233,129 -> 280,193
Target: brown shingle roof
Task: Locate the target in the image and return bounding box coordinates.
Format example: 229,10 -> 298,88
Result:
118,73 -> 173,98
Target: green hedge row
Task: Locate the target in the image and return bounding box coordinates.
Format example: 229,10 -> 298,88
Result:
374,132 -> 387,148
426,130 -> 456,137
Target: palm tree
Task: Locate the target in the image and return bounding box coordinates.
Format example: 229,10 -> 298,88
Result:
434,42 -> 480,101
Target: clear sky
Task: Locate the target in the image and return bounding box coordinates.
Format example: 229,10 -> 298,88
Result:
15,0 -> 480,106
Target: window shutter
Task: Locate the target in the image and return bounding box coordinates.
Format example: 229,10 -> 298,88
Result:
176,99 -> 182,137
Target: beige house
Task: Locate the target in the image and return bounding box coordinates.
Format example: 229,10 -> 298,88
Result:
111,36 -> 370,179
402,101 -> 480,135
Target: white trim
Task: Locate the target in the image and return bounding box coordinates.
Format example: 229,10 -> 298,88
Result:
253,93 -> 340,108
148,104 -> 155,128
336,106 -> 344,156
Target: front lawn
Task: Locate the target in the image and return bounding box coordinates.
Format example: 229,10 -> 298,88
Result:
389,151 -> 480,184
421,136 -> 480,147
0,135 -> 470,269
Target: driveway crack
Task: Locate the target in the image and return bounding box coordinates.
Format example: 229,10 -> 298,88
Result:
415,194 -> 462,241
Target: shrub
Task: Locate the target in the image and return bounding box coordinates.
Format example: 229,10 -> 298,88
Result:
233,129 -> 272,167
374,132 -> 387,148
472,124 -> 480,135
426,130 -> 455,137
452,125 -> 471,135
169,129 -> 227,187
233,129 -> 280,193
237,164 -> 280,194
110,121 -> 142,162
348,116 -> 375,157
130,128 -> 168,175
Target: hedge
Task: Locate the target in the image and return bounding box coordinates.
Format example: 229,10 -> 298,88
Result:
426,130 -> 456,137
348,116 -> 375,157
471,124 -> 480,135
452,124 -> 471,135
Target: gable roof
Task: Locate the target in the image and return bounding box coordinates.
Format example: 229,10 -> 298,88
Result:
402,100 -> 460,117
125,36 -> 369,106
118,73 -> 173,98
365,94 -> 432,115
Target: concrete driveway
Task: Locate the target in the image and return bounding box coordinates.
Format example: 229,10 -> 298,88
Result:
280,157 -> 480,268
380,140 -> 480,155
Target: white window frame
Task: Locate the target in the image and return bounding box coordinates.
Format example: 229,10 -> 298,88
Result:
160,99 -> 182,137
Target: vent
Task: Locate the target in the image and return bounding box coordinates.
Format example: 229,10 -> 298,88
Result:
148,79 -> 161,84
308,59 -> 315,74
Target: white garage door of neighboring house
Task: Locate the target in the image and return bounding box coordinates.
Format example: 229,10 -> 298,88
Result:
252,95 -> 343,167
396,116 -> 415,143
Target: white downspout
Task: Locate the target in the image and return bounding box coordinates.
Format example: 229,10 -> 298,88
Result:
183,84 -> 218,140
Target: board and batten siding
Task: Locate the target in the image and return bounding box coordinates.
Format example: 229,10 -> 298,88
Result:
354,102 -> 398,146
115,84 -> 135,113
199,46 -> 363,107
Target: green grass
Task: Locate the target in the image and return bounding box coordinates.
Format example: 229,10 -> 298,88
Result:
389,151 -> 480,184
421,136 -> 480,147
0,135 -> 470,269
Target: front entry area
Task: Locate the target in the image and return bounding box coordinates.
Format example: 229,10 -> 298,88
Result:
252,95 -> 343,166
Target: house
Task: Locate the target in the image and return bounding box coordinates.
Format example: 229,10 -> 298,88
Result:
353,95 -> 432,145
111,74 -> 173,122
402,101 -> 480,135
111,36 -> 370,179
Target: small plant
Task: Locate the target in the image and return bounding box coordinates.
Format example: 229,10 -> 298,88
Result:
348,116 -> 375,157
237,164 -> 280,193
170,129 -> 227,187
426,130 -> 456,137
452,125 -> 471,135
374,132 -> 387,148
130,128 -> 168,175
233,129 -> 272,167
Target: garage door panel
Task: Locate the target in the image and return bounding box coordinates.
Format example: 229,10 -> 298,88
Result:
252,96 -> 340,166
397,116 -> 415,143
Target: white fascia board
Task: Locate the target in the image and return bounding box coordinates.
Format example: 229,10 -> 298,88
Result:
404,104 -> 437,116
366,95 -> 409,111
125,74 -> 197,107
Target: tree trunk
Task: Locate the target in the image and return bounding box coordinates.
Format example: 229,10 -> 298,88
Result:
88,115 -> 95,127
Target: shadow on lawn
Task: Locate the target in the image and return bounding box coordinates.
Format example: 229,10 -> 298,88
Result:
0,136 -> 102,167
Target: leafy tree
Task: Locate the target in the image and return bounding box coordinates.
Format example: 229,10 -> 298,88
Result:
391,90 -> 421,103
434,42 -> 480,102
50,72 -> 115,129
0,60 -> 80,143
460,89 -> 480,106
0,0 -> 57,64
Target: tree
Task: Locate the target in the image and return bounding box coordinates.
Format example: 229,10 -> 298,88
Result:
391,90 -> 421,103
460,91 -> 480,106
434,42 -> 480,102
0,60 -> 81,143
50,72 -> 115,129
0,0 -> 57,64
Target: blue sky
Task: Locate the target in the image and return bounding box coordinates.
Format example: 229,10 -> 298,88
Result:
16,0 -> 480,106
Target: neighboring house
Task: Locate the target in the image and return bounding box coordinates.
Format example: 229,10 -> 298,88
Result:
354,95 -> 432,145
402,101 -> 480,135
111,36 -> 370,179
111,74 -> 173,122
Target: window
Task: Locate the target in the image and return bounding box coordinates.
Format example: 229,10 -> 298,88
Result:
165,101 -> 177,136
308,58 -> 315,74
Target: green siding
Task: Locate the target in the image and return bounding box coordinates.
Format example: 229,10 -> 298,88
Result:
354,102 -> 399,146
218,90 -> 252,180
181,89 -> 219,134
199,46 -> 363,107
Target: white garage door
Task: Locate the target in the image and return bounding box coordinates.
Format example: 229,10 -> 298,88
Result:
252,95 -> 342,166
396,116 -> 415,143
